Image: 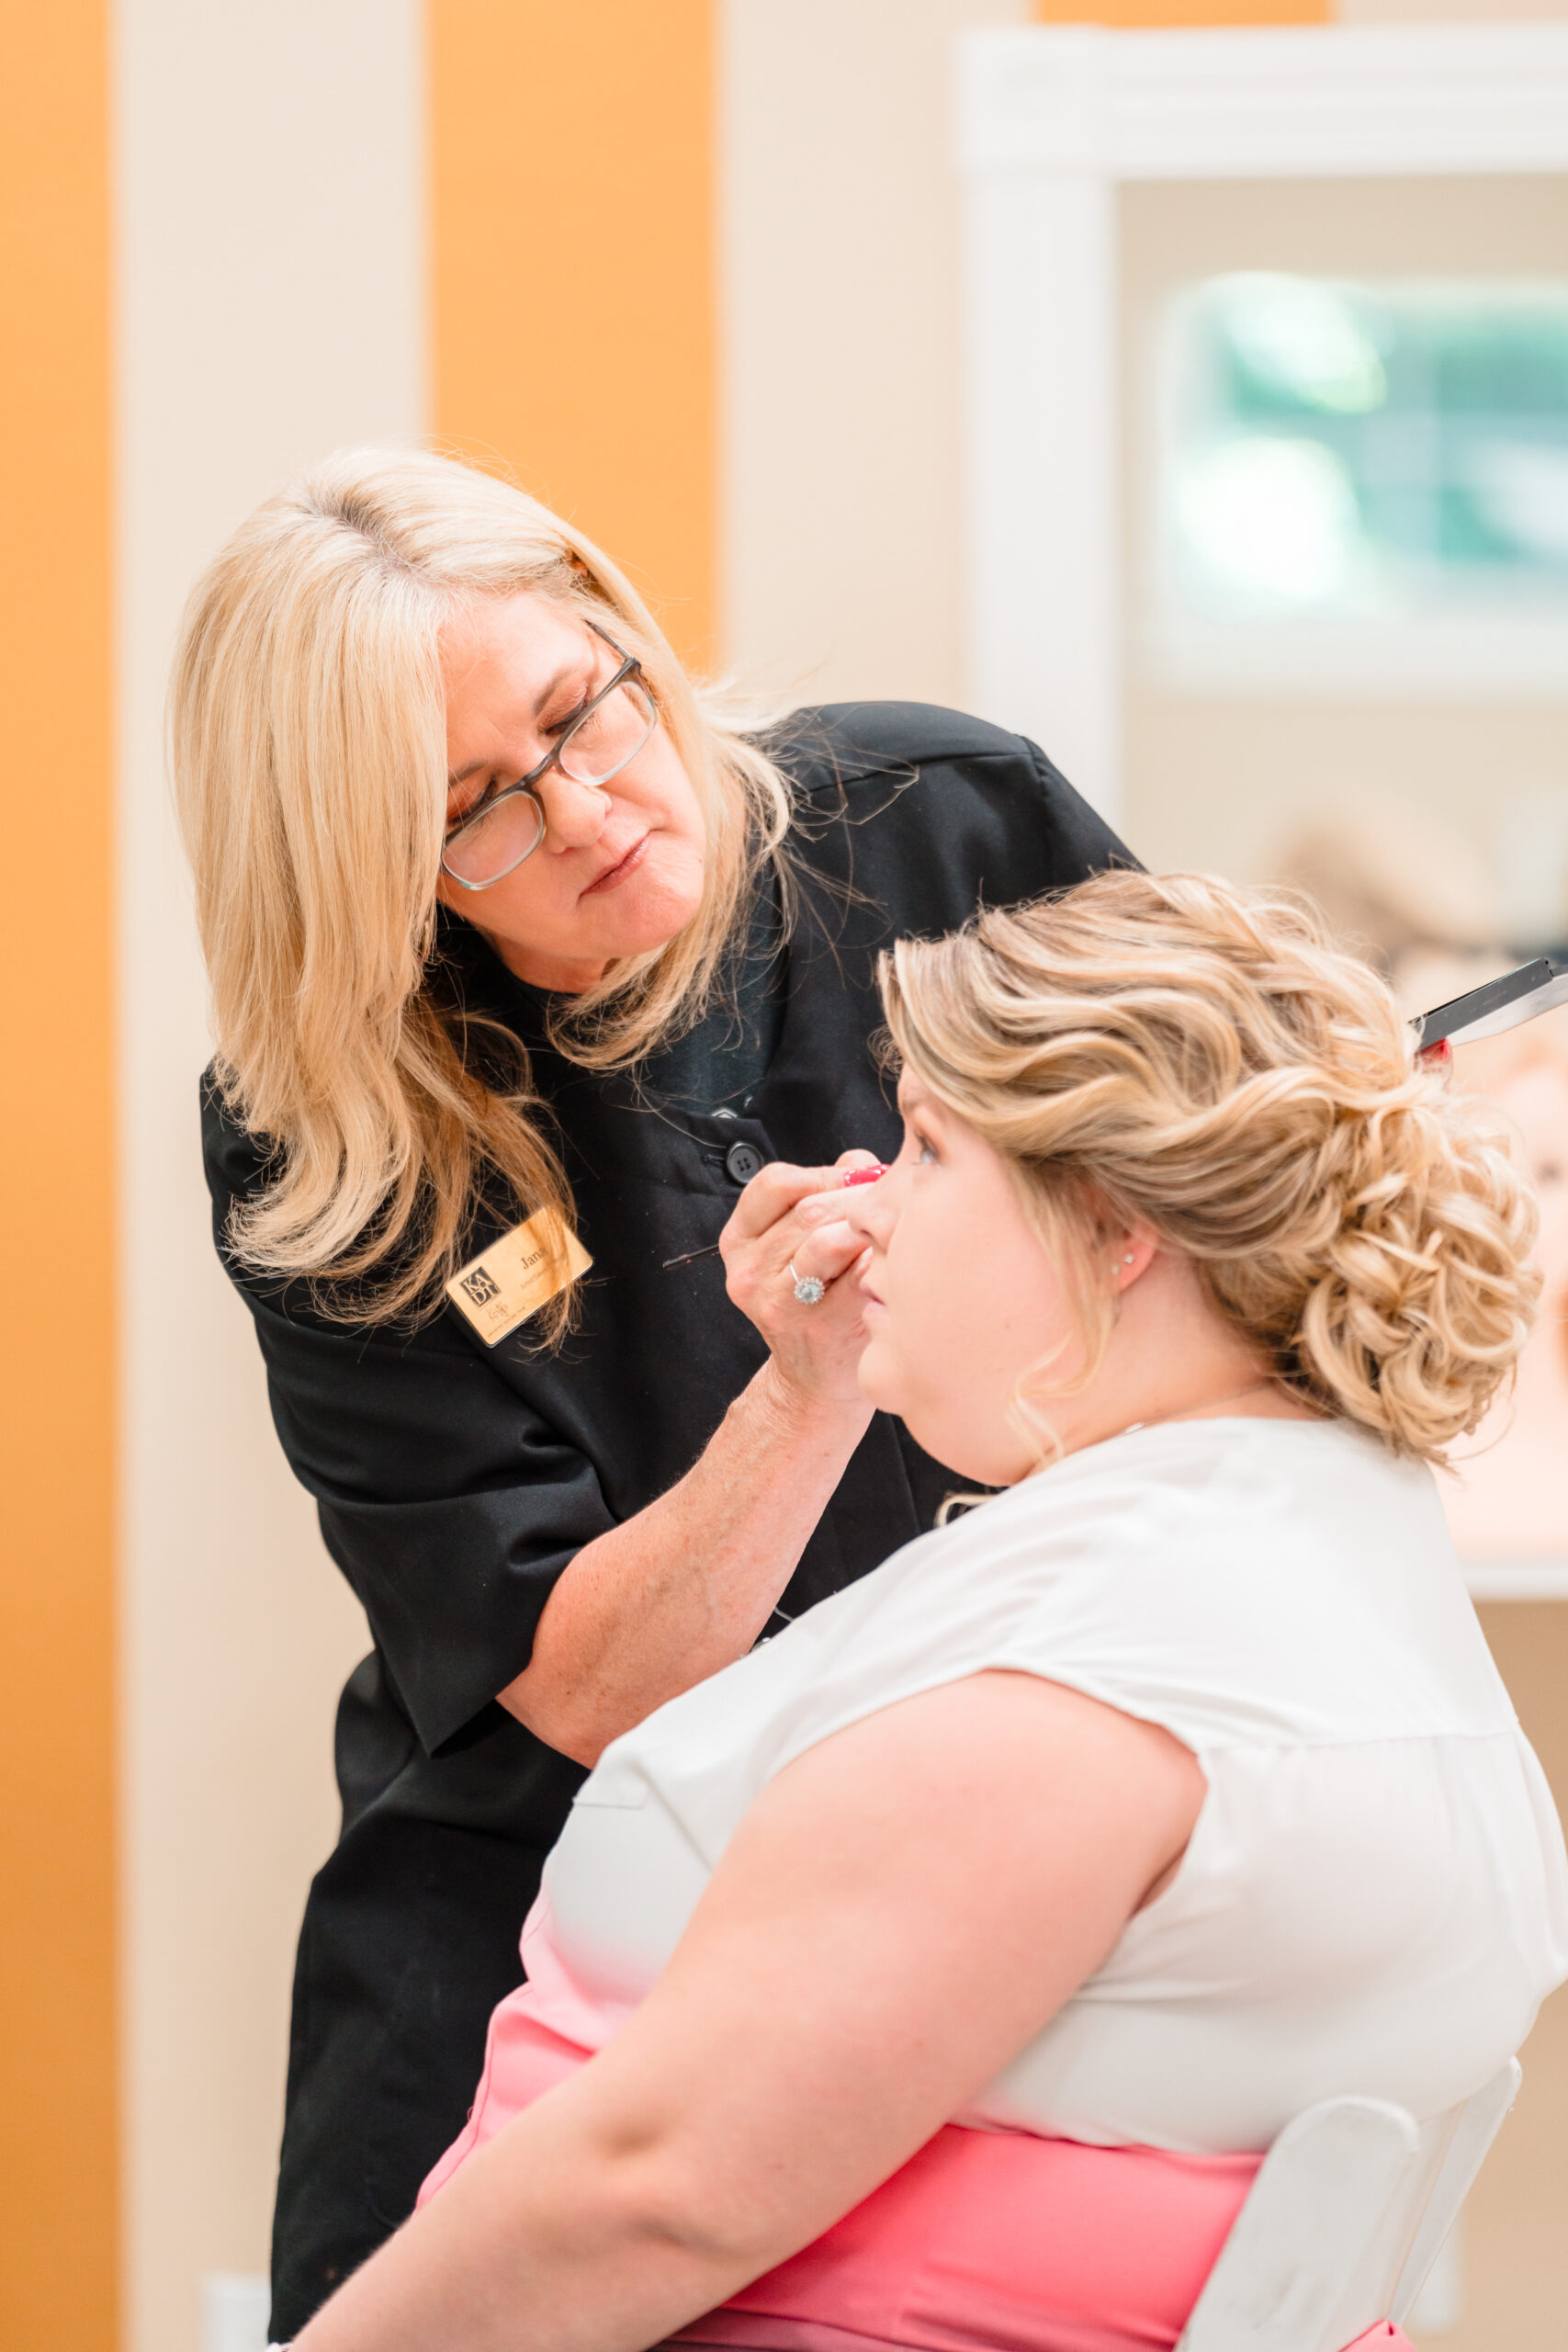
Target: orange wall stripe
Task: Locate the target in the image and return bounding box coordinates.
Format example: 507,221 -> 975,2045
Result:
0,3 -> 118,2347
430,0 -> 716,666
1035,0 -> 1329,23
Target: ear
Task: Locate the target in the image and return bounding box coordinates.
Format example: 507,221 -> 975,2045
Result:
1112,1228 -> 1159,1293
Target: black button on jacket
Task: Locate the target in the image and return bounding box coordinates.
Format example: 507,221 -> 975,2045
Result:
203,702 -> 1133,2335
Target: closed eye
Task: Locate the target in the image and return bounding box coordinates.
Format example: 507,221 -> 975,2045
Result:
543,694 -> 592,739
540,657 -> 603,738
447,777 -> 500,830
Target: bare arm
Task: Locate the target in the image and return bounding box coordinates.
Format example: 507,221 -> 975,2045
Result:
499,1358 -> 871,1765
499,1158 -> 880,1766
292,1672 -> 1205,2352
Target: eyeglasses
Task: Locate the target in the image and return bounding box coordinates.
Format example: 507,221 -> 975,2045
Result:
441,620 -> 659,892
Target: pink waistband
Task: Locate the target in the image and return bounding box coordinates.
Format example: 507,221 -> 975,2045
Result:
662,2326 -> 1415,2352
666,2122 -> 1259,2352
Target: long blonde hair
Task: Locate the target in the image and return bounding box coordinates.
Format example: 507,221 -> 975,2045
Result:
880,871 -> 1540,1464
172,446 -> 793,1327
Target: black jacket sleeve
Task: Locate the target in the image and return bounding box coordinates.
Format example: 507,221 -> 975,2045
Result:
249,1304 -> 615,1754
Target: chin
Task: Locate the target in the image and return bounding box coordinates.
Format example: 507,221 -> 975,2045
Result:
619,853 -> 705,952
859,1366 -> 968,1479
854,1336 -> 907,1419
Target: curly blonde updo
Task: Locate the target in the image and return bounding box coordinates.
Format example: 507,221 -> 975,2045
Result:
879,871 -> 1540,1463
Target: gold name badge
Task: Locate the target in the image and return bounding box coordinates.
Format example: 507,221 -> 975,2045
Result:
446,1209 -> 593,1346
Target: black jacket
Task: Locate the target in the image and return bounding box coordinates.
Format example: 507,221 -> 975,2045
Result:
204,702 -> 1132,2335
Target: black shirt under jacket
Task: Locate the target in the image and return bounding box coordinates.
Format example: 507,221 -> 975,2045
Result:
203,701 -> 1132,2334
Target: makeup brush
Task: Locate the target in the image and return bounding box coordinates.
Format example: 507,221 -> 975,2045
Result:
661,1162 -> 890,1271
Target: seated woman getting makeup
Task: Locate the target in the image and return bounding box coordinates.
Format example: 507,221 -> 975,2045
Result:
289,870 -> 1568,2352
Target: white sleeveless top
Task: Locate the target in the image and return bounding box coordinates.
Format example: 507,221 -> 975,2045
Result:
537,1419 -> 1568,2154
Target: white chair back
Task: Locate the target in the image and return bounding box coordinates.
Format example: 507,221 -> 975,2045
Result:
1174,2059 -> 1520,2352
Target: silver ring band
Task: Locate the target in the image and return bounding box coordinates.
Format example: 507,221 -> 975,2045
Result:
789,1260 -> 827,1306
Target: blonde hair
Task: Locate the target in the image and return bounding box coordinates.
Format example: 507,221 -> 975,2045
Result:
171,446 -> 793,1326
880,871 -> 1540,1464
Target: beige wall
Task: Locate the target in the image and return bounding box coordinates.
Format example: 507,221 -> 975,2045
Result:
722,0 -> 1032,712
116,6 -> 421,2346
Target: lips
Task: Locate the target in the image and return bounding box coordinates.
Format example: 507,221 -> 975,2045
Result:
581,831 -> 651,897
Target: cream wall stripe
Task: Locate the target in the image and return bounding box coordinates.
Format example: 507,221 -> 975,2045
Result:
115,6 -> 423,2346
721,0 -> 1030,716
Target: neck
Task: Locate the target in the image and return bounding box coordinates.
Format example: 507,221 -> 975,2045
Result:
1121,1377 -> 1283,1436
482,929 -> 611,995
1056,1255 -> 1314,1457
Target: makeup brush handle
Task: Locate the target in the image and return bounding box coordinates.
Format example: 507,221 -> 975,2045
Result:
661,1240 -> 724,1271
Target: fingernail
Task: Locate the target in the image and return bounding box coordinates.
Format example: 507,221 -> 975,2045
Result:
842,1164 -> 889,1188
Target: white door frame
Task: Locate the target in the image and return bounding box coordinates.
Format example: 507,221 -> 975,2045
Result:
954,21 -> 1568,822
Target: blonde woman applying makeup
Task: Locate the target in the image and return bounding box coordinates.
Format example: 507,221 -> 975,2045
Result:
283,871 -> 1568,2352
173,447 -> 1129,2339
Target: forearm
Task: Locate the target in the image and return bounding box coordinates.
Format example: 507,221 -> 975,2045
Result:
501,1363 -> 871,1763
290,2108 -> 756,2352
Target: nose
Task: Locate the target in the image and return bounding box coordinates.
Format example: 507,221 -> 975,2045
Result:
843,1170 -> 897,1246
536,771 -> 611,853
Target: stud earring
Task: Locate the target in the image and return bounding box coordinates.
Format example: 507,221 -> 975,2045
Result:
1122,1252 -> 1135,1265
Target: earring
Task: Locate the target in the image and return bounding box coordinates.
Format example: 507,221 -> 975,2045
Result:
1122,1252 -> 1135,1265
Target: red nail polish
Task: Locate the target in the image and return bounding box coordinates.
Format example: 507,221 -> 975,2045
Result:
842,1163 -> 889,1187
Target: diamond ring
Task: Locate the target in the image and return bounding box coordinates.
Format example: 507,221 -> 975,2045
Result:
789,1260 -> 826,1306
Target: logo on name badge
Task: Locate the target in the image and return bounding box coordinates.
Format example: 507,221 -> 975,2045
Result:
446,1208 -> 592,1345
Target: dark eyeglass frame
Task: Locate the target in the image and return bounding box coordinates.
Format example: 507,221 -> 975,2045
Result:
441,619 -> 655,893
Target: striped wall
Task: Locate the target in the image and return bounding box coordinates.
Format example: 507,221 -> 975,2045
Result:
2,3 -> 1563,2348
